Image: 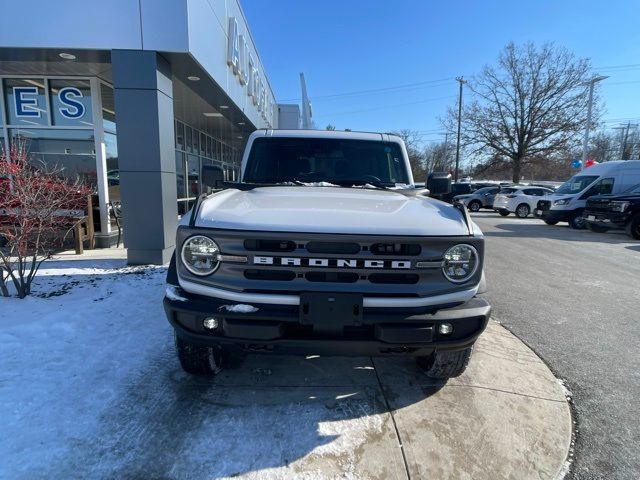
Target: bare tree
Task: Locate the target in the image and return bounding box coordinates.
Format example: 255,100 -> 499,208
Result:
589,131 -> 615,162
0,142 -> 90,298
447,43 -> 595,183
392,130 -> 427,181
423,141 -> 453,174
325,124 -> 336,131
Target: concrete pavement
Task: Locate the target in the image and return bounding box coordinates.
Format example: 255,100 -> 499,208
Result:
473,211 -> 640,479
1,243 -> 576,479
194,321 -> 572,479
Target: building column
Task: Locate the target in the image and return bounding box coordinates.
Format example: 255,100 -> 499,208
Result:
112,50 -> 178,265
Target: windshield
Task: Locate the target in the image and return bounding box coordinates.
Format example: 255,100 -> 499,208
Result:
624,183 -> 640,194
474,187 -> 496,194
555,175 -> 599,195
243,138 -> 410,186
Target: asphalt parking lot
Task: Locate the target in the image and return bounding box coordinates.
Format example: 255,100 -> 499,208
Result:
474,211 -> 640,480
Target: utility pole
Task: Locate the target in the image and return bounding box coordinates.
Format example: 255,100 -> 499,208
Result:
454,76 -> 466,183
581,75 -> 608,168
621,121 -> 631,159
612,125 -> 626,159
442,132 -> 449,171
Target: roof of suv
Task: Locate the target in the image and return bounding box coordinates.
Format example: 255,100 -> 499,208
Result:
252,129 -> 402,142
498,185 -> 553,193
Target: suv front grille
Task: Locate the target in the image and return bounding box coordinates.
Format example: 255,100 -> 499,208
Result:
586,199 -> 611,213
306,241 -> 360,254
243,239 -> 296,252
178,228 -> 485,298
305,271 -> 359,283
537,200 -> 551,211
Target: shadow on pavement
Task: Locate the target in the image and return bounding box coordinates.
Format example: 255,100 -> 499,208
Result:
54,350 -> 443,479
483,221 -> 632,243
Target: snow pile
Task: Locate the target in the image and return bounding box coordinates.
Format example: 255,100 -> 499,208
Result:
556,378 -> 573,401
0,259 -> 387,479
165,285 -> 188,302
300,181 -> 339,187
219,304 -> 259,313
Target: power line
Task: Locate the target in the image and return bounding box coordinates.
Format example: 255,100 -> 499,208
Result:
279,76 -> 454,102
596,63 -> 640,71
314,95 -> 455,118
603,80 -> 640,86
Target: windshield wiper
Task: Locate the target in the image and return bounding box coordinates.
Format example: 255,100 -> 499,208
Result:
331,177 -> 391,190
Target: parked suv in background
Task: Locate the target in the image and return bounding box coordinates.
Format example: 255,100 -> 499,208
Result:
535,160 -> 640,229
584,183 -> 640,239
493,186 -> 554,218
434,182 -> 494,204
454,186 -> 500,212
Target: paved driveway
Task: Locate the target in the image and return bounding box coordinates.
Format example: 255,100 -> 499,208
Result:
474,212 -> 640,480
1,259 -> 570,479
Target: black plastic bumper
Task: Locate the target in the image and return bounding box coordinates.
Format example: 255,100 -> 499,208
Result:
163,288 -> 491,357
534,209 -> 571,223
584,211 -> 629,228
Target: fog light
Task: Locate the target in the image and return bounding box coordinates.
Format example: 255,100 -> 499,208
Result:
439,323 -> 453,335
203,317 -> 219,330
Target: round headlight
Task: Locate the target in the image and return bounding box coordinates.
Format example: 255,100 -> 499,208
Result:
442,244 -> 479,283
181,235 -> 220,276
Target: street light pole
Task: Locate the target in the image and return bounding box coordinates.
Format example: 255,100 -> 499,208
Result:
581,75 -> 608,167
454,76 -> 466,183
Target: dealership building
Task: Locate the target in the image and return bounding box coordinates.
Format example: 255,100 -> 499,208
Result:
0,0 -> 300,264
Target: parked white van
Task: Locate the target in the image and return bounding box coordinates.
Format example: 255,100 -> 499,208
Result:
534,161 -> 640,229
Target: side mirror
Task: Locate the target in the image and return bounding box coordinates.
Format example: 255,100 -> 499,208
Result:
201,165 -> 225,190
426,172 -> 452,196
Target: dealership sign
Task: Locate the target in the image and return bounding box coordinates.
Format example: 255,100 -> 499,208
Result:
227,17 -> 274,126
13,86 -> 86,119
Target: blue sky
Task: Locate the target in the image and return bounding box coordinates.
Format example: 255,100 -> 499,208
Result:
243,0 -> 640,145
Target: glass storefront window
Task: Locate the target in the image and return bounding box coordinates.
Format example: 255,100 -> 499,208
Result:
10,128 -> 97,188
206,136 -> 212,158
175,151 -> 186,200
105,132 -> 119,204
175,121 -> 185,150
187,154 -> 200,197
49,79 -> 93,127
185,126 -> 193,153
200,132 -> 206,156
101,83 -> 116,133
192,129 -> 199,155
4,79 -> 48,126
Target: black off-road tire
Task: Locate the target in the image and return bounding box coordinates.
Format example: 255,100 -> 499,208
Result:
515,203 -> 530,218
497,210 -> 510,217
468,200 -> 482,212
626,213 -> 640,240
544,219 -> 559,225
416,347 -> 474,379
569,210 -> 587,230
175,334 -> 224,375
587,223 -> 610,233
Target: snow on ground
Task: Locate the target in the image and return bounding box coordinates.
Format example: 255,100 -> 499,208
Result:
0,258 -> 393,480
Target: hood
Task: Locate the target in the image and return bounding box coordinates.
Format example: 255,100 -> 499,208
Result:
194,186 -> 470,236
542,193 -> 573,201
588,193 -> 640,202
453,194 -> 472,200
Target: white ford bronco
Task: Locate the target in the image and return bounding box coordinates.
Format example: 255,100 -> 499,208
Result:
164,129 -> 490,378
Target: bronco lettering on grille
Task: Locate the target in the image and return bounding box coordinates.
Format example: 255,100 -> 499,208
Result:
253,256 -> 412,269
